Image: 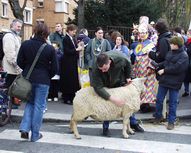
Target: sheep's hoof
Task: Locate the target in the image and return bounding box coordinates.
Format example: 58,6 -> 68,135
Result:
123,134 -> 129,139
75,135 -> 82,139
129,130 -> 135,135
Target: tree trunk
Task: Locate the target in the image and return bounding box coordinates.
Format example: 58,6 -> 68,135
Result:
77,0 -> 85,29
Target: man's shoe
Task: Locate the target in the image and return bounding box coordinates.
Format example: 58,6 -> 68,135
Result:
102,128 -> 111,137
20,131 -> 29,139
182,92 -> 189,97
167,123 -> 174,130
153,117 -> 165,124
130,124 -> 144,132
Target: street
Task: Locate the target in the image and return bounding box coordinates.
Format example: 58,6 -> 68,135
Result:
0,119 -> 191,153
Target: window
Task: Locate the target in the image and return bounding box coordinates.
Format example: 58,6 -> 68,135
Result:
24,8 -> 33,24
2,2 -> 8,17
55,0 -> 69,13
37,0 -> 44,7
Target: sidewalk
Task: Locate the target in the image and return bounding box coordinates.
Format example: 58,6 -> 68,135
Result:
11,89 -> 191,123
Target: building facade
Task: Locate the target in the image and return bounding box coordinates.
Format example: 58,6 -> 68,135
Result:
33,0 -> 77,33
0,0 -> 33,40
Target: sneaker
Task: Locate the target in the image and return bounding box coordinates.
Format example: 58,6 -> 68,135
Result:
167,123 -> 174,130
20,131 -> 29,139
47,98 -> 52,102
53,97 -> 58,102
153,117 -> 165,124
43,108 -> 48,114
182,92 -> 189,97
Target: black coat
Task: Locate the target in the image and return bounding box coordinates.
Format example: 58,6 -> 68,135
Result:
149,32 -> 171,63
60,34 -> 80,94
184,40 -> 191,82
158,47 -> 189,90
17,37 -> 58,85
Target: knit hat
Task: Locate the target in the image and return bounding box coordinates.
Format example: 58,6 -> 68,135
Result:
169,36 -> 184,48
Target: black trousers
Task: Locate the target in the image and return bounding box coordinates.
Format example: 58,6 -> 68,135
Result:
48,80 -> 59,98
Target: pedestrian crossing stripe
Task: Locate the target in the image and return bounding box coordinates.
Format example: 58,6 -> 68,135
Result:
0,151 -> 23,153
0,129 -> 191,153
57,122 -> 191,136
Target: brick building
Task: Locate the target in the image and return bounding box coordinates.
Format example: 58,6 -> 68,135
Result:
33,0 -> 77,33
0,0 -> 33,40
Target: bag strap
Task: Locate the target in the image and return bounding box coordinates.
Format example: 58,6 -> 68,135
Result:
26,43 -> 47,79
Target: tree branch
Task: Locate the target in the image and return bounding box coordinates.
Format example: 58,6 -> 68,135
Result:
74,0 -> 78,4
21,0 -> 28,11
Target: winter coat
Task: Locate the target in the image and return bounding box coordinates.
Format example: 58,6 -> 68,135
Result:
184,38 -> 191,82
2,31 -> 22,75
49,32 -> 64,52
60,34 -> 80,94
17,36 -> 58,85
149,32 -> 171,63
158,47 -> 189,90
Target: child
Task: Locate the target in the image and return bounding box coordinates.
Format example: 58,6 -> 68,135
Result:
48,42 -> 63,102
154,36 -> 189,130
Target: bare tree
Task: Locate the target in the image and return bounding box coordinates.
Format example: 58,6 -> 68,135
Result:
8,0 -> 27,20
8,0 -> 27,39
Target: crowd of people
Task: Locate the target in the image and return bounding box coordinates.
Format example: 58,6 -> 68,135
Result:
1,16 -> 191,142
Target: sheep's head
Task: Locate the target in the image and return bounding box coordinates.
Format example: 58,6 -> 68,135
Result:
131,78 -> 146,94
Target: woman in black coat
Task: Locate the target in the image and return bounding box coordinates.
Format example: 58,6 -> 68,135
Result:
60,24 -> 82,104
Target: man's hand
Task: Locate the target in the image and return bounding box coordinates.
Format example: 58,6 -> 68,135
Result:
109,96 -> 125,107
158,69 -> 164,75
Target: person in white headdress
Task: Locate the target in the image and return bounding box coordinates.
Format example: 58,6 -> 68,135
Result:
133,24 -> 157,113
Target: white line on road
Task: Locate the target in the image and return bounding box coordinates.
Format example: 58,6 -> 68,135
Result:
57,122 -> 191,135
0,129 -> 191,153
0,150 -> 23,153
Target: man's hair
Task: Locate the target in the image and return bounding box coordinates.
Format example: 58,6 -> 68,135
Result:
95,27 -> 103,33
33,22 -> 50,39
155,18 -> 169,34
79,28 -> 88,34
66,24 -> 77,32
174,27 -> 182,34
10,19 -> 23,28
97,53 -> 109,67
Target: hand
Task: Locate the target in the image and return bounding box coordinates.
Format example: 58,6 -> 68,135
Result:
109,96 -> 125,107
158,69 -> 164,75
76,46 -> 83,51
126,78 -> 132,84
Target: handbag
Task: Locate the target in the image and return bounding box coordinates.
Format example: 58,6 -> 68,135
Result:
8,43 -> 47,101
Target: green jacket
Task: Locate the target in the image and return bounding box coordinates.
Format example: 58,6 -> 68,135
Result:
49,32 -> 64,52
91,51 -> 131,100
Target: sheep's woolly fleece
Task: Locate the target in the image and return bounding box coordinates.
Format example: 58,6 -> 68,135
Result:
72,82 -> 141,121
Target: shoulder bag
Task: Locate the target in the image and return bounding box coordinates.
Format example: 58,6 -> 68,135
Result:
8,43 -> 47,101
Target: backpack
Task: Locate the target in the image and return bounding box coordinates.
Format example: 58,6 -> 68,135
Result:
0,32 -> 11,61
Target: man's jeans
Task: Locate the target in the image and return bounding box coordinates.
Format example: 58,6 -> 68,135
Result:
19,83 -> 49,142
103,114 -> 137,129
155,85 -> 179,124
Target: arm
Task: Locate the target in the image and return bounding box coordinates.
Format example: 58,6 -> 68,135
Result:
105,39 -> 111,51
124,58 -> 132,79
50,46 -> 59,78
17,43 -> 26,70
63,36 -> 77,56
85,39 -> 92,67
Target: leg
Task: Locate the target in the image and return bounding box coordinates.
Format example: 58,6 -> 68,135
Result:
31,84 -> 49,142
71,116 -> 81,139
19,87 -> 35,133
168,89 -> 179,124
130,114 -> 144,132
155,85 -> 168,120
125,114 -> 134,135
102,121 -> 110,136
122,115 -> 130,139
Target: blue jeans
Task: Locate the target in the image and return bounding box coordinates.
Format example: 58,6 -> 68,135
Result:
103,114 -> 137,129
19,83 -> 49,142
155,85 -> 179,124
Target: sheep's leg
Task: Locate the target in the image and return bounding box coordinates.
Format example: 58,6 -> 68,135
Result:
122,116 -> 130,139
127,119 -> 135,135
71,117 -> 81,139
69,117 -> 74,133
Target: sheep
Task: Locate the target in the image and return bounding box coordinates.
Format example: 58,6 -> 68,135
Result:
70,78 -> 146,139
